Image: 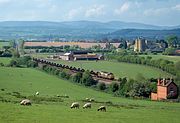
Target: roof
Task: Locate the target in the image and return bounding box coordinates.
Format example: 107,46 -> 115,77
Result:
165,81 -> 177,87
64,53 -> 72,56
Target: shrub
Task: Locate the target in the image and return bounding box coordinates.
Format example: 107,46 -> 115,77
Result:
109,82 -> 119,92
72,72 -> 82,83
81,71 -> 97,86
97,82 -> 106,90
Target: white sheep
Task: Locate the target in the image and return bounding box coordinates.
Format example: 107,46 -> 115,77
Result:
70,102 -> 80,109
97,106 -> 106,112
20,99 -> 31,106
83,103 -> 91,109
35,92 -> 39,95
85,97 -> 89,101
89,98 -> 95,102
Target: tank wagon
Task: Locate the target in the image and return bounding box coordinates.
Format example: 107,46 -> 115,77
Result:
33,58 -> 114,80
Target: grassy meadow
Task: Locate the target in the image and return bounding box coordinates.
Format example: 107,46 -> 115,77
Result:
0,42 -> 9,49
0,57 -> 11,65
0,66 -> 180,123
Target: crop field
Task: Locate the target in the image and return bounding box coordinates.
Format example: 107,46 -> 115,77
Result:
0,67 -> 180,123
140,54 -> 180,63
52,60 -> 171,79
24,42 -> 120,49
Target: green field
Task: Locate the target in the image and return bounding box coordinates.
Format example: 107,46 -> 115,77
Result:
0,57 -> 11,65
0,67 -> 180,123
52,60 -> 171,79
0,42 -> 9,49
140,54 -> 180,63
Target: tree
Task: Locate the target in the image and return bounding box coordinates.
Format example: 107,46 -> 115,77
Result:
97,82 -> 106,90
72,72 -> 82,83
119,77 -> 127,95
163,48 -> 176,55
166,35 -> 178,48
81,71 -> 97,86
109,82 -> 119,92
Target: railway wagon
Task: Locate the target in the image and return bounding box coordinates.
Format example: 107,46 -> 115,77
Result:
97,71 -> 114,80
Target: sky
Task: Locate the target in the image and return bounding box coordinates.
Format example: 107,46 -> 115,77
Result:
0,0 -> 180,26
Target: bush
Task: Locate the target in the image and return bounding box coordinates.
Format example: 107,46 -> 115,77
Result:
109,82 -> 119,92
59,70 -> 71,80
97,82 -> 106,90
81,71 -> 97,86
72,72 -> 82,83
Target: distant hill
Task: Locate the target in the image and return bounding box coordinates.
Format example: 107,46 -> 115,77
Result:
104,28 -> 180,40
0,21 -> 179,40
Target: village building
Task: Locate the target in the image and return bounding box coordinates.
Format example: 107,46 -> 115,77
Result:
134,37 -> 147,52
60,51 -> 103,61
151,78 -> 178,100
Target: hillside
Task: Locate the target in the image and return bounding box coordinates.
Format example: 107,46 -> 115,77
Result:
0,66 -> 180,123
0,21 -> 179,40
104,28 -> 180,40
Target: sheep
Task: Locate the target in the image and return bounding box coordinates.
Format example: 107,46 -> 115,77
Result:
97,106 -> 106,112
85,98 -> 89,101
35,91 -> 39,95
89,98 -> 95,102
20,99 -> 31,106
70,102 -> 80,109
83,103 -> 91,109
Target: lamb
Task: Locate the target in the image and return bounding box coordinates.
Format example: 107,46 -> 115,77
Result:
83,103 -> 91,109
70,102 -> 80,109
97,106 -> 106,112
20,99 -> 31,106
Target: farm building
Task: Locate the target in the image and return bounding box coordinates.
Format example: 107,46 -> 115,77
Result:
151,78 -> 178,100
60,51 -> 103,61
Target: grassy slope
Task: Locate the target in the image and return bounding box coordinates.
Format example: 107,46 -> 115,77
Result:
0,67 -> 180,123
53,60 -> 171,79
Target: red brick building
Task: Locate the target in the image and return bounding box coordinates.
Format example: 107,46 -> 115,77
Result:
151,78 -> 178,100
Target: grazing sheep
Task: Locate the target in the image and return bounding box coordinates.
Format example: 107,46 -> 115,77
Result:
71,102 -> 80,109
85,98 -> 89,101
97,106 -> 106,112
35,92 -> 39,95
89,98 -> 95,102
20,99 -> 31,106
83,103 -> 91,109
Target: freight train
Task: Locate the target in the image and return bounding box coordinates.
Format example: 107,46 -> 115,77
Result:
33,58 -> 114,80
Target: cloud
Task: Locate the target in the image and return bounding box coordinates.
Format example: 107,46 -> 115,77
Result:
0,0 -> 11,5
85,5 -> 105,17
114,2 -> 130,15
143,8 -> 169,16
172,4 -> 180,11
65,7 -> 82,19
144,4 -> 180,16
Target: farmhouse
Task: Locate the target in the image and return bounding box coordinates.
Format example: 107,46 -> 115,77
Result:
60,51 -> 103,61
151,78 -> 178,100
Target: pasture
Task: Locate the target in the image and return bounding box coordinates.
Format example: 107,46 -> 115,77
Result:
0,42 -> 9,49
52,60 -> 171,79
0,57 -> 11,65
0,67 -> 180,123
